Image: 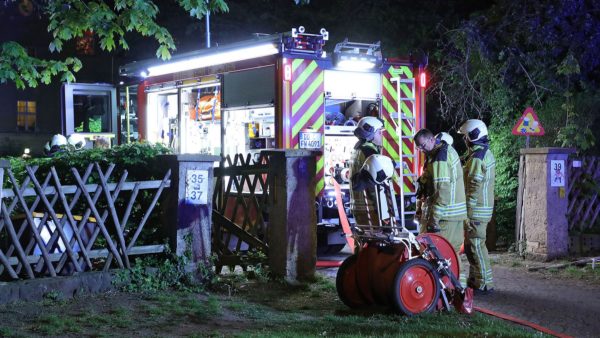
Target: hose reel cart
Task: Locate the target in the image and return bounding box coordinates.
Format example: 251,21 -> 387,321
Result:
336,155 -> 473,315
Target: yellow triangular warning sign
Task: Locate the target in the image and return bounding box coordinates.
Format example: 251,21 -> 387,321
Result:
512,107 -> 545,136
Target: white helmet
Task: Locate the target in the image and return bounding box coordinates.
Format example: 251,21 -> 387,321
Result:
459,119 -> 488,142
67,133 -> 86,150
354,116 -> 384,141
361,154 -> 395,185
435,132 -> 454,146
51,134 -> 68,148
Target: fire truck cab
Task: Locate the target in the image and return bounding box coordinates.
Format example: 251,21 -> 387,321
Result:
118,27 -> 426,254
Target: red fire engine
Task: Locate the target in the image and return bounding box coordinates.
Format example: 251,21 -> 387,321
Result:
117,27 -> 427,253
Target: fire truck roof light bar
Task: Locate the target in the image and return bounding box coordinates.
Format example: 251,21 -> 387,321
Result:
333,39 -> 382,71
336,59 -> 377,70
145,43 -> 279,77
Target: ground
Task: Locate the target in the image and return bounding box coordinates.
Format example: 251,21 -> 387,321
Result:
0,251 -> 598,337
319,249 -> 600,337
473,253 -> 600,337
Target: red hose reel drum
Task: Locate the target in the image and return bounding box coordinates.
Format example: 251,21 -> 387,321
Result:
336,233 -> 462,315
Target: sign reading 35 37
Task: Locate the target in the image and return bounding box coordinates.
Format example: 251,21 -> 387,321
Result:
186,170 -> 208,205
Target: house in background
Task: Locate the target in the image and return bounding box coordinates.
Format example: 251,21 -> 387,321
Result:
0,2 -> 116,156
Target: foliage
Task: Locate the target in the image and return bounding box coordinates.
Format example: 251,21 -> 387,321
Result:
1,0 -> 229,89
42,290 -> 65,305
4,142 -> 171,184
0,41 -> 81,89
431,0 -> 600,245
113,251 -> 199,293
488,123 -> 521,245
241,249 -> 270,282
2,143 -> 172,247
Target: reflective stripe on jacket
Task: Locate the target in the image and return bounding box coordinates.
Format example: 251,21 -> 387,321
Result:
463,144 -> 496,222
423,143 -> 468,222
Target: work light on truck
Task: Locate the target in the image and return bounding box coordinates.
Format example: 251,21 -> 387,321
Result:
333,40 -> 382,71
146,43 -> 279,77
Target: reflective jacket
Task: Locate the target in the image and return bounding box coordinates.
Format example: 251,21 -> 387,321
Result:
423,143 -> 468,223
350,140 -> 380,226
463,144 -> 496,222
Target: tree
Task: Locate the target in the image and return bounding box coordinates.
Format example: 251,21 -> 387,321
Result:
0,0 -> 230,89
431,0 -> 600,245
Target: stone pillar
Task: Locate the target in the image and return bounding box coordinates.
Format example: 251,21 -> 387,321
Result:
264,149 -> 319,283
160,154 -> 220,267
517,148 -> 575,260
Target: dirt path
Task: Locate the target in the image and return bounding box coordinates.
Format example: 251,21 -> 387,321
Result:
318,250 -> 600,338
472,264 -> 600,338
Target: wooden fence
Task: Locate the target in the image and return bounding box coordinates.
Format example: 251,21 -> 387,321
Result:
212,153 -> 271,273
567,156 -> 600,232
0,162 -> 171,280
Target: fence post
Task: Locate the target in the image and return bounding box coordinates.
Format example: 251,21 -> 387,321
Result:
0,160 -> 7,202
161,154 -> 220,268
517,147 -> 576,260
264,149 -> 319,283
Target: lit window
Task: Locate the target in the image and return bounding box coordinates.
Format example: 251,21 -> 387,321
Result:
17,100 -> 36,132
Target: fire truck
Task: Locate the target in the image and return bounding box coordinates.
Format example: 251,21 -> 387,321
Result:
117,27 -> 426,253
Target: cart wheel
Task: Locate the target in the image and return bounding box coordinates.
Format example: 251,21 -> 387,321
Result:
392,258 -> 440,315
336,254 -> 366,309
416,233 -> 460,290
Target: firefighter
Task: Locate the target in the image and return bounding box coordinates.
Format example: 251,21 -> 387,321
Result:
415,132 -> 455,234
344,111 -> 362,126
414,128 -> 467,254
350,116 -> 384,227
459,119 -> 495,294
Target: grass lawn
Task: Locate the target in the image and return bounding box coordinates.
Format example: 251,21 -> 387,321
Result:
0,271 -> 547,337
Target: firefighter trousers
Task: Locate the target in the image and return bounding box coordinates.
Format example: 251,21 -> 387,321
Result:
464,220 -> 494,290
439,220 -> 463,256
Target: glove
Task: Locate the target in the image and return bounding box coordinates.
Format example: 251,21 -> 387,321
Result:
415,201 -> 423,221
427,220 -> 441,233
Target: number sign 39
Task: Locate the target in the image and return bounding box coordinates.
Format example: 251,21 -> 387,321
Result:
186,170 -> 208,204
550,160 -> 565,187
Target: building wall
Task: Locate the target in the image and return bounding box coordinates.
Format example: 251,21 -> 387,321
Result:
0,4 -> 115,156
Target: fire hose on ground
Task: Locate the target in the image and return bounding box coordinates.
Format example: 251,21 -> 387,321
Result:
316,259 -> 573,338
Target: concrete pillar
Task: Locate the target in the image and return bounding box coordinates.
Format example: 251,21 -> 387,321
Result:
161,154 -> 220,267
264,149 -> 319,283
517,148 -> 575,260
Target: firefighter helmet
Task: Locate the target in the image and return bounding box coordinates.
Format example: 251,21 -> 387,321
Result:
459,119 -> 488,142
51,134 -> 68,148
45,134 -> 68,156
361,154 -> 395,185
354,116 -> 384,141
67,133 -> 86,150
436,132 -> 454,146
